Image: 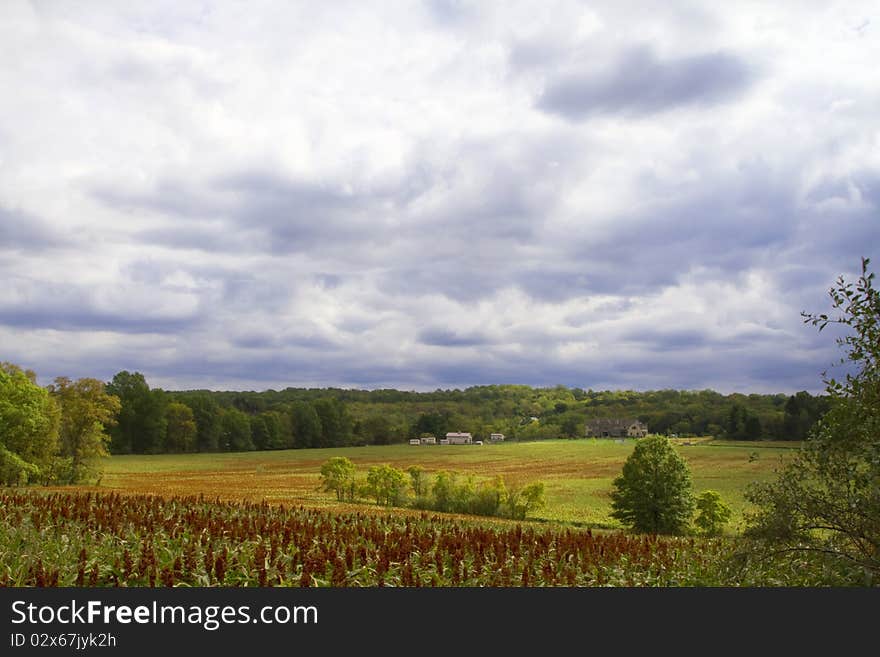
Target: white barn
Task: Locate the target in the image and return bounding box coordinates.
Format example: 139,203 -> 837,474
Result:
445,432 -> 473,445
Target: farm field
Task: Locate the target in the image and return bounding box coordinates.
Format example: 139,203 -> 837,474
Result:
86,439 -> 798,529
0,491 -> 739,587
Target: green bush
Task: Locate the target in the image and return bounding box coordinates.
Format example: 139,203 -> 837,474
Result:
694,490 -> 732,536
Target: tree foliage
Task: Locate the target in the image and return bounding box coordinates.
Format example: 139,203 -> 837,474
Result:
408,465 -> 426,497
182,393 -> 222,452
610,435 -> 694,534
506,481 -> 546,520
291,401 -> 322,449
313,398 -> 352,447
220,407 -> 253,452
62,370 -> 832,456
165,402 -> 197,453
50,376 -> 122,483
745,258 -> 880,581
319,456 -> 357,502
0,363 -> 60,484
365,464 -> 408,506
105,371 -> 166,454
318,458 -> 546,520
694,490 -> 732,536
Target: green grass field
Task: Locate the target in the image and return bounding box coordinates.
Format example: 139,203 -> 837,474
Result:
87,438 -> 798,530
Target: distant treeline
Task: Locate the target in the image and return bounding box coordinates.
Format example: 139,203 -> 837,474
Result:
103,373 -> 828,455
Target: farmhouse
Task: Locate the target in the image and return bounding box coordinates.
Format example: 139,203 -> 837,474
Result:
489,433 -> 505,442
445,432 -> 473,445
585,418 -> 648,438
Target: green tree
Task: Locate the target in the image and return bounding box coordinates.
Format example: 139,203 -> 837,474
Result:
183,393 -> 222,452
782,391 -> 827,441
361,415 -> 394,445
365,464 -> 408,506
291,401 -> 322,449
249,413 -> 270,450
408,465 -> 426,497
165,402 -> 197,453
694,490 -> 732,536
431,470 -> 456,512
319,456 -> 357,502
413,411 -> 449,439
559,412 -> 583,438
472,475 -> 508,516
609,435 -> 695,534
449,474 -> 477,513
506,481 -> 546,520
50,377 -> 122,483
105,371 -> 167,453
0,363 -> 60,485
745,258 -> 880,580
261,410 -> 292,450
221,408 -> 254,452
314,398 -> 352,447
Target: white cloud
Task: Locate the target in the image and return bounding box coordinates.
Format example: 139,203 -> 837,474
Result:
0,1 -> 877,393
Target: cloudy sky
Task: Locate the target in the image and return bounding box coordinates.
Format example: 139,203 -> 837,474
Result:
1,1 -> 877,394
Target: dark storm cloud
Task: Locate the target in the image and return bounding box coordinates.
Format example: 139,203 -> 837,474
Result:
136,225 -> 244,253
412,186 -> 539,242
166,337 -> 829,394
0,304 -> 195,334
537,47 -> 754,119
220,275 -> 292,312
417,327 -> 490,347
744,353 -> 837,390
95,179 -> 216,219
0,206 -> 68,251
529,161 -> 810,301
378,154 -> 869,306
598,339 -> 833,394
0,274 -> 200,334
97,171 -> 387,254
216,171 -> 376,252
780,172 -> 880,307
380,154 -> 815,306
621,328 -> 708,351
375,137 -> 578,301
137,349 -> 429,391
230,332 -> 339,351
379,264 -> 509,302
515,266 -> 680,301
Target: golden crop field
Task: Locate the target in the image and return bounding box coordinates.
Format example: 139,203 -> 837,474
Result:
74,438 -> 797,530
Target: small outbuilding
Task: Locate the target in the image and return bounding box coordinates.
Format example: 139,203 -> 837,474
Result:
445,432 -> 473,445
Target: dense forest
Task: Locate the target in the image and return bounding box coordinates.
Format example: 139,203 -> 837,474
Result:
101,372 -> 828,454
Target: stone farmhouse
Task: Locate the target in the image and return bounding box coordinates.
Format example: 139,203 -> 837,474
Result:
445,432 -> 473,445
585,418 -> 648,438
